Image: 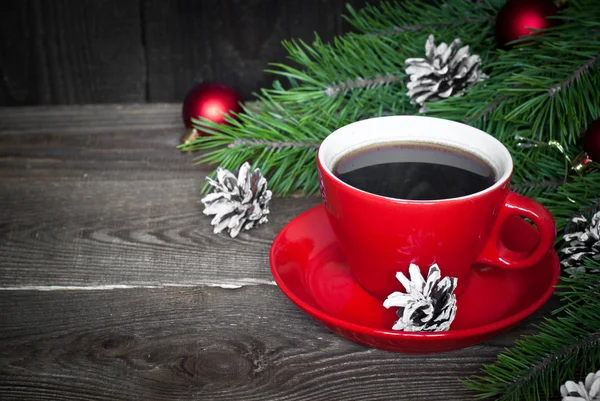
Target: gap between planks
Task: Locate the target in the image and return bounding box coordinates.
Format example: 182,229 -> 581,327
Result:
0,278 -> 277,291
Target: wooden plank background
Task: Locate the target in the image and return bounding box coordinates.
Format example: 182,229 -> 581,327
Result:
0,0 -> 374,106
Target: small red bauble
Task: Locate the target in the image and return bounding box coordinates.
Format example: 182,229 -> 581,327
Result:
571,119 -> 600,174
584,119 -> 600,162
182,81 -> 242,136
495,0 -> 557,47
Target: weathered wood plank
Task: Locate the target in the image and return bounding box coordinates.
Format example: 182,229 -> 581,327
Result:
0,104 -> 182,135
0,109 -> 187,175
0,0 -> 146,106
143,0 -> 289,102
0,174 -> 318,287
142,0 -> 374,103
0,107 -> 319,287
286,0 -> 362,41
0,0 -> 383,106
0,287 -> 555,401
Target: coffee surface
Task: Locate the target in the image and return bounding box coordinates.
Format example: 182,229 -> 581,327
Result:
334,144 -> 495,200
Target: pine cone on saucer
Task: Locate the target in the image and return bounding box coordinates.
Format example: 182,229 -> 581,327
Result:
561,211 -> 600,277
561,370 -> 600,401
405,34 -> 486,112
201,162 -> 272,238
383,263 -> 458,332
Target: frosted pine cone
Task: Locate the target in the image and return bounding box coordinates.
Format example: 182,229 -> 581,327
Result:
405,34 -> 486,111
561,370 -> 600,401
383,264 -> 457,332
561,211 -> 600,276
201,162 -> 272,238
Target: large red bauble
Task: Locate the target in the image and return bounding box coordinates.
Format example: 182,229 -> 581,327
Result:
182,81 -> 242,135
584,119 -> 600,162
495,0 -> 557,47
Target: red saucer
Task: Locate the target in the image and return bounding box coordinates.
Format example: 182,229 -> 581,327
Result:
270,205 -> 560,353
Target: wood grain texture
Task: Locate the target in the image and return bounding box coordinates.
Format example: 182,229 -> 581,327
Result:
0,0 -> 146,105
0,175 -> 318,287
0,287 -> 556,401
0,103 -> 181,134
286,0 -> 370,40
142,0 -> 368,103
142,0 -> 378,103
143,0 -> 289,103
0,104 -> 318,287
0,0 -> 376,105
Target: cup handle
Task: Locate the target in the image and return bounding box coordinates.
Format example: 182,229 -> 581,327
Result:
476,191 -> 556,269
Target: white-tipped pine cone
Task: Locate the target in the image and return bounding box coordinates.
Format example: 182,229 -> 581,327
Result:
561,370 -> 600,401
201,162 -> 272,238
383,263 -> 457,332
561,211 -> 600,276
405,34 -> 486,111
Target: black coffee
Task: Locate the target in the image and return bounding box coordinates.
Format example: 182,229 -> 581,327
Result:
334,144 -> 496,200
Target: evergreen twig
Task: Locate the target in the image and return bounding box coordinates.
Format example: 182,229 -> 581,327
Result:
324,74 -> 401,96
464,263 -> 600,401
548,53 -> 600,97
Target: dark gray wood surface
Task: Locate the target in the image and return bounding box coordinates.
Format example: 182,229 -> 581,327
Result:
0,104 -> 556,400
0,0 -> 372,106
0,0 -> 147,106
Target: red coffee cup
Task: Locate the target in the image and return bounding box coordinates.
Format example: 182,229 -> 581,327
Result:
317,116 -> 555,300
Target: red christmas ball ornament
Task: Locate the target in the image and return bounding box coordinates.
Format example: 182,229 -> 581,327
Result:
181,81 -> 242,143
571,119 -> 600,174
584,119 -> 600,162
495,0 -> 557,47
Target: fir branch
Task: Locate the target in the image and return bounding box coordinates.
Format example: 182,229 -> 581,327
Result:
366,16 -> 495,38
548,53 -> 600,97
346,0 -> 503,39
366,23 -> 434,38
463,95 -> 508,125
510,329 -> 600,389
227,139 -> 319,150
465,262 -> 600,401
182,0 -> 600,205
262,32 -> 412,122
427,2 -> 600,146
571,198 -> 600,224
557,269 -> 600,313
510,179 -> 564,194
181,91 -> 360,195
324,74 -> 401,96
500,34 -> 600,145
528,178 -> 600,234
494,144 -> 600,234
